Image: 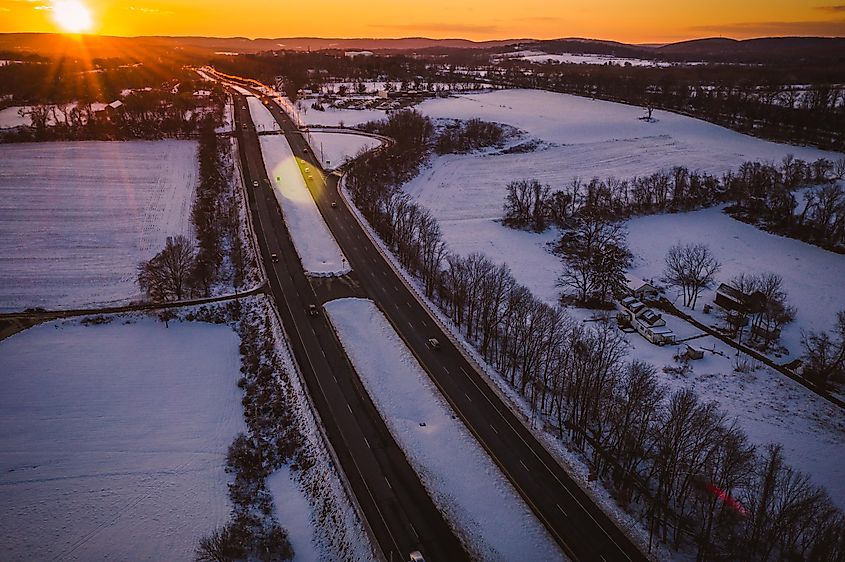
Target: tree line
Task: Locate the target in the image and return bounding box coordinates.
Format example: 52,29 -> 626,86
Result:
503,155 -> 845,252
196,307 -> 300,561
344,109 -> 844,559
138,117 -> 253,301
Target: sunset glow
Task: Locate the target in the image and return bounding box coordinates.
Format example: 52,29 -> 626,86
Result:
1,0 -> 843,42
51,0 -> 93,34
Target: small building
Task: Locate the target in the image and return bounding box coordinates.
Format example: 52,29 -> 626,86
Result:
637,308 -> 665,328
714,283 -> 766,314
682,345 -> 705,360
625,275 -> 659,300
617,298 -> 674,345
714,283 -> 747,313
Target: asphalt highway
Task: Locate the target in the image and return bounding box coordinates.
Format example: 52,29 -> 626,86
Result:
229,90 -> 468,562
222,72 -> 649,562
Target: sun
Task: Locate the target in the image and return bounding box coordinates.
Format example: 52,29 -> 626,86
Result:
52,0 -> 94,34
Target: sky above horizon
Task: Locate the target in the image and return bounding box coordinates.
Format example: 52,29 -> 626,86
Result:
1,0 -> 844,43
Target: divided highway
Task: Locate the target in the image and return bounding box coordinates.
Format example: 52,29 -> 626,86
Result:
221,71 -> 649,562
229,92 -> 468,561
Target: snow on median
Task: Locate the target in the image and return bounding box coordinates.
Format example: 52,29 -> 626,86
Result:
258,133 -> 349,277
247,96 -> 282,132
323,297 -> 564,561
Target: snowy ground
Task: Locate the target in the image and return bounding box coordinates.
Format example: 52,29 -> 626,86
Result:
303,106 -> 387,128
266,465 -> 320,561
501,50 -> 670,67
625,204 -> 845,356
0,140 -> 198,311
257,134 -> 349,276
257,296 -> 375,561
247,95 -> 281,132
396,89 -> 845,508
324,297 -> 564,561
306,131 -> 382,170
0,315 -> 244,561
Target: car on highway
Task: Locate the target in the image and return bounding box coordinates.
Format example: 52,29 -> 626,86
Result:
427,338 -> 441,350
308,304 -> 319,316
409,551 -> 426,562
303,147 -> 309,153
242,123 -> 247,130
271,253 -> 279,263
331,201 -> 338,208
252,180 -> 259,188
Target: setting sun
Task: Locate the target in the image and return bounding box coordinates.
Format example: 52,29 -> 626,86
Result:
52,0 -> 93,34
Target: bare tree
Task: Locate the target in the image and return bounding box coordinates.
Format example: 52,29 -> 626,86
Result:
503,179 -> 549,232
663,243 -> 721,309
556,216 -> 632,304
801,310 -> 845,389
730,272 -> 795,347
138,235 -> 195,301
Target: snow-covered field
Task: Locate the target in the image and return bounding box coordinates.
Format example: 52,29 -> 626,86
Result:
396,89 -> 845,507
324,298 -> 563,561
304,106 -> 387,128
0,140 -> 198,311
0,316 -> 244,561
404,89 -> 839,314
258,134 -> 349,276
307,131 -> 382,170
502,50 -> 669,67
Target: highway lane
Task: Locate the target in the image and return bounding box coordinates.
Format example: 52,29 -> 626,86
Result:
230,92 -> 468,562
228,77 -> 651,562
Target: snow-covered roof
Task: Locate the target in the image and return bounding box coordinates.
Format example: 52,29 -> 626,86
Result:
626,274 -> 657,293
107,100 -> 123,109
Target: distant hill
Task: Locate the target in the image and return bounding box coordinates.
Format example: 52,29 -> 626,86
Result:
514,36 -> 845,64
503,38 -> 655,59
656,37 -> 845,63
0,33 -> 523,60
0,33 -> 841,64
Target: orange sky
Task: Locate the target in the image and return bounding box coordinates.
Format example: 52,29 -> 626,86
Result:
1,0 -> 844,43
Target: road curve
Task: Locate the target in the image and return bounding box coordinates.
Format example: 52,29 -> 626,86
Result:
227,87 -> 468,562
217,72 -> 651,562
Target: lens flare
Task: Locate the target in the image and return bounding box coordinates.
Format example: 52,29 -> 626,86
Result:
52,0 -> 93,34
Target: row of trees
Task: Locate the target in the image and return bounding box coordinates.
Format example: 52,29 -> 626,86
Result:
196,309 -> 300,561
344,110 -> 844,558
726,157 -> 845,251
503,156 -> 843,237
5,89 -> 227,142
433,118 -> 507,154
138,118 -> 252,301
